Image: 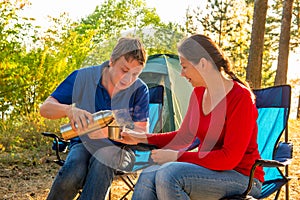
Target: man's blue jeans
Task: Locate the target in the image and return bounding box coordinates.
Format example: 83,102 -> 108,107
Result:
132,162 -> 262,200
47,140 -> 132,200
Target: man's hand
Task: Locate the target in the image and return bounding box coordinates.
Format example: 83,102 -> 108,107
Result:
66,106 -> 93,131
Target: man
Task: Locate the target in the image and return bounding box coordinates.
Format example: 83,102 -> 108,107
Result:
40,37 -> 149,200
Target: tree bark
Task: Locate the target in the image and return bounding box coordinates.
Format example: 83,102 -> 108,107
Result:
246,0 -> 268,89
275,0 -> 294,85
297,95 -> 300,119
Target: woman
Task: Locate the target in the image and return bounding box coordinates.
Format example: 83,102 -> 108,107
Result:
119,34 -> 264,200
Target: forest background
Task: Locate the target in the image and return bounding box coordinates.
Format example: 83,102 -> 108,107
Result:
0,0 -> 300,199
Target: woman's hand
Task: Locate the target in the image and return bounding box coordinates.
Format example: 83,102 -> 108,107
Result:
151,149 -> 178,165
88,127 -> 108,139
117,129 -> 148,145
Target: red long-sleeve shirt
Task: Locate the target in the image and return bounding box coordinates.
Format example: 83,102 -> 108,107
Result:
147,82 -> 264,183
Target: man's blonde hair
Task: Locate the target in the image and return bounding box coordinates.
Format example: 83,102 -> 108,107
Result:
111,37 -> 147,66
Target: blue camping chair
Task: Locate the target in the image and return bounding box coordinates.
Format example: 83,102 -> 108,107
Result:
113,84 -> 294,200
42,85 -> 164,200
111,85 -> 164,199
221,84 -> 293,200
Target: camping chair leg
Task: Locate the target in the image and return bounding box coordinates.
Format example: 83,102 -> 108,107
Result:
285,182 -> 289,200
274,188 -> 281,200
285,124 -> 290,200
120,190 -> 132,200
285,165 -> 290,200
121,175 -> 135,190
108,189 -> 111,200
118,175 -> 135,200
109,174 -> 136,200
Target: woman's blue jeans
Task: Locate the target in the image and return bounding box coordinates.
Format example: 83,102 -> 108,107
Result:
46,140 -> 131,200
132,162 -> 262,200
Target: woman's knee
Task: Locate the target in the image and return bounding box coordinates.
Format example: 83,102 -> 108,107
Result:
135,165 -> 160,189
155,162 -> 182,183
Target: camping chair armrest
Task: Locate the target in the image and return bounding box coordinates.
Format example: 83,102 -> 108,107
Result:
128,143 -> 158,151
255,159 -> 288,167
41,132 -> 67,166
242,159 -> 287,197
184,137 -> 200,151
42,132 -> 68,142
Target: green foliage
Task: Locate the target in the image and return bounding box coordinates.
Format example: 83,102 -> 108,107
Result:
76,0 -> 160,43
0,112 -> 64,153
0,0 -> 38,117
77,0 -> 162,65
290,0 -> 300,51
1,7 -> 97,117
142,23 -> 185,55
186,0 -> 253,80
0,1 -> 23,60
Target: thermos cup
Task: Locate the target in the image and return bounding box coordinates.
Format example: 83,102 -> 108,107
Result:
108,125 -> 124,140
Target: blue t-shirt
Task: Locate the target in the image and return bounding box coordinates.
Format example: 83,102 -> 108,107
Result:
51,62 -> 149,145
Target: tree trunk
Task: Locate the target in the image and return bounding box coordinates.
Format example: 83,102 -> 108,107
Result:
275,0 -> 294,85
246,0 -> 268,89
297,95 -> 300,119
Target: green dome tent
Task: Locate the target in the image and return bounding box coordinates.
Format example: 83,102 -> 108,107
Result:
139,54 -> 193,132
